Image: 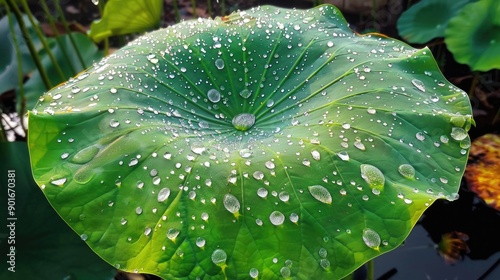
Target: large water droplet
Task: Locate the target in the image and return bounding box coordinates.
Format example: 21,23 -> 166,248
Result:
308,185 -> 332,204
157,188 -> 171,202
249,268 -> 259,278
71,145 -> 99,164
362,228 -> 381,250
211,249 -> 227,266
360,164 -> 385,189
167,228 -> 180,241
207,89 -> 221,103
450,127 -> 467,141
223,194 -> 240,214
398,164 -> 415,179
269,211 -> 285,225
232,113 -> 255,131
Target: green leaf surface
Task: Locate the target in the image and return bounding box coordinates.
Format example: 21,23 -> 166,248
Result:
0,142 -> 116,280
89,0 -> 163,43
28,5 -> 473,279
397,0 -> 475,44
0,14 -> 39,95
23,32 -> 104,110
445,0 -> 500,71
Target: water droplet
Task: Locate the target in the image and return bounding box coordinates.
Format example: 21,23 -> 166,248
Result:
311,150 -> 321,160
280,267 -> 291,278
249,268 -> 259,278
144,227 -> 152,236
215,58 -> 225,69
190,143 -> 206,155
327,41 -> 334,47
362,228 -> 381,250
71,86 -> 81,94
211,249 -> 227,266
257,187 -> 268,198
360,164 -> 385,189
80,234 -> 88,241
318,248 -> 328,258
416,132 -> 425,141
279,191 -> 290,202
398,164 -> 415,179
196,237 -> 206,247
367,107 -> 376,114
109,119 -> 120,128
411,79 -> 425,92
266,99 -> 274,107
128,158 -> 138,166
342,123 -> 351,129
51,178 -> 67,186
207,89 -> 221,103
135,207 -> 143,215
269,211 -> 285,225
223,194 -> 240,214
450,127 -> 467,141
71,145 -> 99,164
354,141 -> 366,151
239,148 -> 252,158
253,171 -> 264,180
308,185 -> 332,204
147,53 -> 158,64
236,88 -> 251,99
167,228 -> 180,241
109,87 -> 117,94
289,213 -> 299,223
320,259 -> 330,270
157,188 -> 171,202
265,161 -> 275,169
232,113 -> 255,131
337,151 -> 349,161
440,135 -> 449,144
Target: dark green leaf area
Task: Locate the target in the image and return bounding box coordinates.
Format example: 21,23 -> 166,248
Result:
29,5 -> 473,279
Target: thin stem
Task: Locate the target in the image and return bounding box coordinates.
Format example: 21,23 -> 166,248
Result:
40,0 -> 77,74
191,0 -> 197,17
19,0 -> 66,82
207,0 -> 212,18
173,0 -> 180,23
6,0 -> 52,90
54,0 -> 87,69
367,260 -> 374,280
469,72 -> 479,97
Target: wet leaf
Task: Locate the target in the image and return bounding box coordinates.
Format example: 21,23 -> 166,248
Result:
28,5 -> 473,279
445,0 -> 500,71
464,133 -> 500,211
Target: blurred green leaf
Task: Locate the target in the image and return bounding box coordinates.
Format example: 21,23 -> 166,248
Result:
22,32 -> 103,110
89,0 -> 163,43
28,5 -> 473,279
445,0 -> 500,71
397,0 -> 475,44
0,142 -> 116,280
0,14 -> 40,95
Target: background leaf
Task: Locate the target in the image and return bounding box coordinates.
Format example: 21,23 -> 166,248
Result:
0,142 -> 116,280
89,0 -> 163,43
29,5 -> 473,279
397,0 -> 475,44
445,0 -> 500,71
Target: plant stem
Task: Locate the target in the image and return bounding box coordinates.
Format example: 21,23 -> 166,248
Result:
469,72 -> 478,97
54,0 -> 87,69
40,0 -> 77,74
191,0 -> 197,17
6,0 -> 52,90
173,0 -> 180,23
207,0 -> 212,18
367,260 -> 375,280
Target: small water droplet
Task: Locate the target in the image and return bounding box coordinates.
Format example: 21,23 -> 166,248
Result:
157,188 -> 171,202
289,213 -> 299,223
308,185 -> 332,204
280,266 -> 291,278
207,89 -> 221,103
398,164 -> 415,179
367,107 -> 376,114
215,58 -> 225,70
279,191 -> 290,202
354,141 -> 366,151
320,259 -> 330,270
167,228 -> 180,241
190,143 -> 206,155
51,178 -> 67,186
232,113 -> 255,131
416,132 -> 425,141
239,148 -> 252,158
265,161 -> 275,169
223,194 -> 240,214
362,228 -> 381,250
80,234 -> 88,241
109,119 -> 120,128
253,171 -> 264,180
211,249 -> 227,266
337,151 -> 349,161
327,41 -> 334,47
135,207 -> 143,215
249,268 -> 259,278
360,164 -> 385,189
239,89 -> 251,98
318,248 -> 328,258
144,227 -> 152,236
311,150 -> 321,160
411,79 -> 426,92
269,211 -> 285,225
196,237 -> 206,247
